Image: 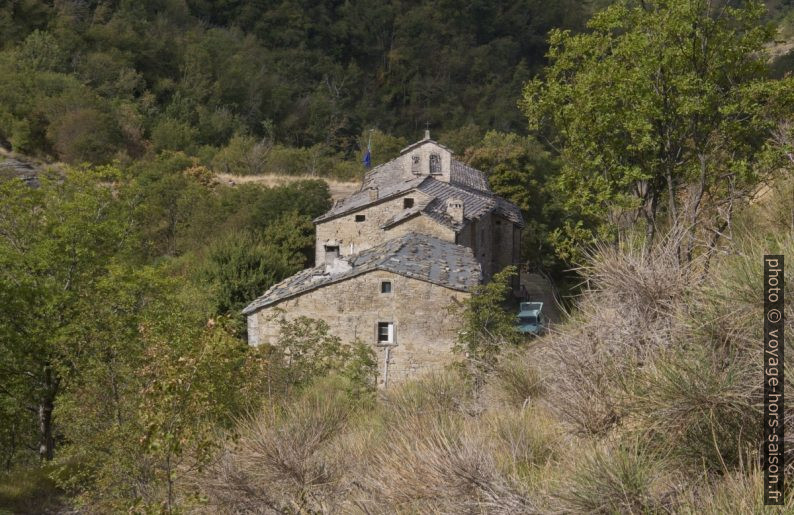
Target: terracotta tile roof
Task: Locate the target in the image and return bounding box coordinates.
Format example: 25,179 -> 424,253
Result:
242,233 -> 481,314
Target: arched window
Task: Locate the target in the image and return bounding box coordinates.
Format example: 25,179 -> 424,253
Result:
429,154 -> 441,174
411,155 -> 421,174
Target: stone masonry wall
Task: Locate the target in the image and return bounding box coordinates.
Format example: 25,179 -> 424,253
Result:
315,192 -> 452,263
456,213 -> 519,281
248,269 -> 469,387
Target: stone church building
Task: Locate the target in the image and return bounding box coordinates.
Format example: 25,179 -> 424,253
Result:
243,132 -> 524,386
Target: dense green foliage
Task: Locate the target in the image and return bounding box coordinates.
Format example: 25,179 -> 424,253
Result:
0,0 -> 593,171
0,159 -> 373,510
453,265 -> 521,386
522,0 -> 794,261
464,132 -> 563,271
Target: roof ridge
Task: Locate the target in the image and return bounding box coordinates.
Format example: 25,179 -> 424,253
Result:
242,232 -> 481,314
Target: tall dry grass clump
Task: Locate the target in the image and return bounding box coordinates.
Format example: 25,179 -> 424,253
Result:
539,230 -> 698,436
679,464 -> 794,514
353,373 -> 542,513
553,442 -> 674,513
196,376 -> 363,513
539,221 -> 793,507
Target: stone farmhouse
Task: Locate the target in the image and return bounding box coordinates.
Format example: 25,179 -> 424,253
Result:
243,132 -> 524,386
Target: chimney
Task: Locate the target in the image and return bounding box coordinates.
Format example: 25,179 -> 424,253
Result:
447,197 -> 464,223
325,257 -> 352,275
368,187 -> 378,201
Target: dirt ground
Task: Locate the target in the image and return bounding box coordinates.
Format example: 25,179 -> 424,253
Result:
215,172 -> 360,200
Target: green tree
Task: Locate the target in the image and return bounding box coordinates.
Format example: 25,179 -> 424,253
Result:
201,212 -> 314,318
267,316 -> 377,397
0,166 -> 133,461
464,131 -> 562,270
453,266 -> 521,388
522,0 -> 794,261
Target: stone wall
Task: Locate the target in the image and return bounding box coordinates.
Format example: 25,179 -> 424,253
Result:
456,212 -> 520,281
395,140 -> 453,181
315,191 -> 452,263
247,269 -> 469,387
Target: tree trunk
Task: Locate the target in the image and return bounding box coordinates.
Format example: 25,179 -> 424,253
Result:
644,185 -> 660,249
38,366 -> 57,461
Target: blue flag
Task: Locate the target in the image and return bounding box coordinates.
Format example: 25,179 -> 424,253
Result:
363,131 -> 372,168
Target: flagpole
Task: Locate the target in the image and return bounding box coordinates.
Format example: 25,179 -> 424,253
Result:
363,128 -> 373,169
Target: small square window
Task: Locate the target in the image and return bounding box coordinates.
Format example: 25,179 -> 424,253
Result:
377,322 -> 394,344
355,214 -> 366,222
381,281 -> 392,293
403,198 -> 414,209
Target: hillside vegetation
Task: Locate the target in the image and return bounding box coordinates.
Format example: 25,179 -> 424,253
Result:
0,0 -> 793,513
194,186 -> 794,513
0,0 -> 593,172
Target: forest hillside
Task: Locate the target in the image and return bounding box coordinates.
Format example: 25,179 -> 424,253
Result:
1,1 -> 793,513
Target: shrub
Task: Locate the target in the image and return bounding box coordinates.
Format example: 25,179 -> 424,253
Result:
540,231 -> 696,435
453,266 -> 521,387
211,133 -> 271,175
47,107 -> 123,163
491,348 -> 546,408
358,410 -> 535,513
627,345 -> 761,473
555,442 -> 671,514
377,372 -> 471,425
487,407 -> 559,481
265,316 -> 377,397
150,117 -> 198,153
198,376 -> 360,513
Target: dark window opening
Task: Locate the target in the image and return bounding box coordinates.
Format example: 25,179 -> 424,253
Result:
355,214 -> 366,222
324,245 -> 339,265
403,198 -> 414,209
411,155 -> 421,174
381,281 -> 392,293
377,322 -> 393,343
429,154 -> 441,174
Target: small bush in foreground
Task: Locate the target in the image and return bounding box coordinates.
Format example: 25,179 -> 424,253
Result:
555,442 -> 672,514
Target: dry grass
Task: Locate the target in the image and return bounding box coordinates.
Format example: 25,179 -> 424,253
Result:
215,172 -> 360,201
678,464 -> 794,514
553,442 -> 674,514
537,232 -> 698,437
193,212 -> 792,512
197,377 -> 361,513
488,349 -> 547,409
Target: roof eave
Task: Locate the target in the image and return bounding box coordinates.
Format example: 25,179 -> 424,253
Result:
242,263 -> 478,316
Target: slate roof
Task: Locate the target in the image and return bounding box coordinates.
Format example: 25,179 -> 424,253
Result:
242,233 -> 481,314
0,156 -> 40,187
399,137 -> 453,155
314,176 -> 425,223
314,137 -> 522,228
417,179 -> 524,230
360,158 -> 489,193
450,160 -> 490,191
361,160 -> 399,189
315,174 -> 524,229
